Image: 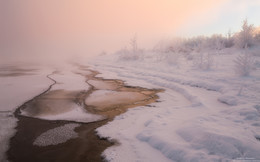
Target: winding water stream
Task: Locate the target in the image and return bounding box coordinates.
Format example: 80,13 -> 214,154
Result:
7,65 -> 162,162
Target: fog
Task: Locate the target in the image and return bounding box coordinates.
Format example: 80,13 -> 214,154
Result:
0,0 -> 230,64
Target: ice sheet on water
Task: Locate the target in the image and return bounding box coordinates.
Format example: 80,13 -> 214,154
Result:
21,102 -> 105,123
0,66 -> 53,161
33,123 -> 80,146
51,71 -> 90,91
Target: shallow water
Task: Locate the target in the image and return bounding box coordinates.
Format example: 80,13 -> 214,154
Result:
8,65 -> 161,162
85,90 -> 149,111
88,79 -> 121,90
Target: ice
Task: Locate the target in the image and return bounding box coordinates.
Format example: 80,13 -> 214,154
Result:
22,102 -> 105,123
0,71 -> 53,112
85,90 -> 148,110
50,71 -> 90,91
2,40 -> 260,161
0,63 -> 92,160
17,63 -> 104,123
19,65 -> 103,123
0,65 -> 53,161
33,123 -> 80,146
88,80 -> 119,90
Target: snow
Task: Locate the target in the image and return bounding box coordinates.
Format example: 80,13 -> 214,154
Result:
218,95 -> 238,106
0,63 -> 94,161
0,70 -> 53,112
0,64 -> 53,162
33,123 -> 80,146
21,102 -> 105,123
85,90 -> 148,110
88,47 -> 260,161
50,70 -> 90,91
1,44 -> 260,161
19,64 -> 103,123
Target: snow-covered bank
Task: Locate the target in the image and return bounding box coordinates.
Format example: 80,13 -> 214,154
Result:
0,63 -> 103,160
20,65 -> 104,123
0,65 -> 53,161
88,46 -> 260,161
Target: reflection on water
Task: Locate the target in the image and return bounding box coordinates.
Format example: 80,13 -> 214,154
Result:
20,89 -> 105,123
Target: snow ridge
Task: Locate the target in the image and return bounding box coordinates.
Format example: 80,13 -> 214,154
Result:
90,52 -> 260,162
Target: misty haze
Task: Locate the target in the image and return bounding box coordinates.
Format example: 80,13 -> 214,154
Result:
1,0 -> 260,162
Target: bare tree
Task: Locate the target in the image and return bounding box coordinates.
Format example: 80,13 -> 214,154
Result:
130,34 -> 138,54
224,30 -> 234,48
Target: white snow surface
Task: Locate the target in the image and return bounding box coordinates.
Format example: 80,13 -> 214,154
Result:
33,123 -> 80,146
0,70 -> 53,112
87,48 -> 260,162
50,71 -> 90,91
0,64 -> 53,162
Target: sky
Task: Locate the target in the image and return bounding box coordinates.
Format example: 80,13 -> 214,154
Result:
1,0 -> 260,62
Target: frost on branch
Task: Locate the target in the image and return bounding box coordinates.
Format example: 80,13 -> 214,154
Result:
235,19 -> 254,48
118,35 -> 143,61
234,52 -> 255,76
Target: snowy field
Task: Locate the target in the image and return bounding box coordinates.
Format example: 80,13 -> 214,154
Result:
1,33 -> 260,161
88,46 -> 260,161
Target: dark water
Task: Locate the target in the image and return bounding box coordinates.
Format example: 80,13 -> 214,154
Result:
8,115 -> 112,162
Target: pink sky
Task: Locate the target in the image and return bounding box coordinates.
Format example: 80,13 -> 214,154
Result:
1,0 -> 249,59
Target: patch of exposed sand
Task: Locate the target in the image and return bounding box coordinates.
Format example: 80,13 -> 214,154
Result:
81,69 -> 162,119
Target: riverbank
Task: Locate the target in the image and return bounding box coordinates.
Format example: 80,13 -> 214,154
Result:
7,64 -> 161,162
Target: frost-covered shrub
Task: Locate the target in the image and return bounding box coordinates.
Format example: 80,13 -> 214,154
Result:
206,34 -> 226,50
153,39 -> 183,63
117,47 -> 143,61
117,35 -> 144,61
254,27 -> 260,43
165,52 -> 179,65
185,35 -> 227,52
224,31 -> 234,48
153,34 -> 230,61
154,52 -> 168,62
235,19 -> 254,48
234,52 -> 255,76
193,52 -> 214,70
